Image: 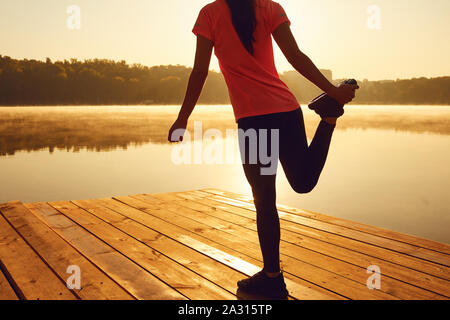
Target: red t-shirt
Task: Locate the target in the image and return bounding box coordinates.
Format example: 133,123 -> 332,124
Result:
192,0 -> 300,122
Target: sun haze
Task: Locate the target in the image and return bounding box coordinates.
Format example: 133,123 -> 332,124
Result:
0,0 -> 449,80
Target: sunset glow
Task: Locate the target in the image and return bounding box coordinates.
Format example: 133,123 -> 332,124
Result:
1,0 -> 449,80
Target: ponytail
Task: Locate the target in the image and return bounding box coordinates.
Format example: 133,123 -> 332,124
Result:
225,0 -> 257,55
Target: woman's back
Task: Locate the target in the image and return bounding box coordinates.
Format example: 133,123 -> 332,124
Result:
193,0 -> 300,121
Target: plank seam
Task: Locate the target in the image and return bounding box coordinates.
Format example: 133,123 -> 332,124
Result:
44,202 -> 191,301
70,199 -> 240,299
118,196 -> 392,300
200,189 -> 450,255
195,191 -> 450,267
170,194 -> 449,298
21,203 -> 137,300
174,192 -> 450,282
115,196 -> 350,300
0,208 -> 81,300
108,198 -> 344,300
0,258 -> 24,300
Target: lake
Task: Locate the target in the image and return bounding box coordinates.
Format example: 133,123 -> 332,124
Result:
0,105 -> 449,243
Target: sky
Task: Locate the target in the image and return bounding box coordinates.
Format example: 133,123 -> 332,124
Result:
0,0 -> 449,81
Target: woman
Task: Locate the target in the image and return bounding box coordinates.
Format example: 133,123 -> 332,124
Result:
169,0 -> 358,299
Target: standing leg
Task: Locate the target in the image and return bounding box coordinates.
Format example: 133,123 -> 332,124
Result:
238,115 -> 281,273
242,164 -> 280,273
236,113 -> 289,299
279,108 -> 336,194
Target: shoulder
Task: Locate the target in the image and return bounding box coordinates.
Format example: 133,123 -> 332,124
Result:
197,0 -> 228,27
196,1 -> 221,24
199,1 -> 220,14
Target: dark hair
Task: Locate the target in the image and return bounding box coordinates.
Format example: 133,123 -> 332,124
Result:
225,0 -> 257,55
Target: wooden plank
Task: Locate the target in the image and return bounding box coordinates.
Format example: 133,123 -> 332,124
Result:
75,198 -> 339,300
199,189 -> 450,255
175,234 -> 296,301
202,189 -> 450,255
114,195 -> 397,300
149,193 -> 448,300
170,191 -> 450,299
48,201 -> 235,300
189,191 -> 449,281
0,267 -> 18,300
25,202 -> 185,300
73,199 -> 251,299
0,202 -> 77,300
4,187 -> 444,300
174,191 -> 450,298
1,201 -> 133,300
194,191 -> 450,267
105,196 -> 344,300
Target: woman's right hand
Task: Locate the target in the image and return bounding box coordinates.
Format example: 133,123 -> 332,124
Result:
168,117 -> 188,143
329,83 -> 359,105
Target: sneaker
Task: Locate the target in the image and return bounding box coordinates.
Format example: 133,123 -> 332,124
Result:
308,79 -> 358,119
237,270 -> 289,299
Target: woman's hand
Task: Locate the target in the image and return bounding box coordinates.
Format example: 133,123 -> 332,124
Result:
168,117 -> 188,143
329,82 -> 360,105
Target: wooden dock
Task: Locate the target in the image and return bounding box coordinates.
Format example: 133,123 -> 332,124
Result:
0,189 -> 449,300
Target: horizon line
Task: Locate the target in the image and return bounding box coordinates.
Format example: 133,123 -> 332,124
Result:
2,53 -> 450,83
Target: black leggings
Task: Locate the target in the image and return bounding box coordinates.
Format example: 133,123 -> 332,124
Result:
238,108 -> 336,273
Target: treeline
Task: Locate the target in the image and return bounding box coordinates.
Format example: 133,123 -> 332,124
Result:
350,77 -> 450,105
0,55 -> 449,105
0,55 -> 229,105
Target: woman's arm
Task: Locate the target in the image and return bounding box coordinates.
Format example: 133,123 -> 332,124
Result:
168,35 -> 214,142
272,22 -> 357,105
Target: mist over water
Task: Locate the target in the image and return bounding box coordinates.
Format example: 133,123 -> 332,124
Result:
1,105 -> 449,243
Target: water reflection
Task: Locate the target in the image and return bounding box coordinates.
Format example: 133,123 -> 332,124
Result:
1,108 -> 449,243
0,105 -> 449,156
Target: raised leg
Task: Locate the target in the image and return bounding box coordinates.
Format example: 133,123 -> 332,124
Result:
279,108 -> 336,194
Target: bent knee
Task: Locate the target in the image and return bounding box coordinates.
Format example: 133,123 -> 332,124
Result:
291,181 -> 317,194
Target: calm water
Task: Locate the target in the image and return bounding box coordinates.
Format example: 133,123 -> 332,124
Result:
1,105 -> 449,243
